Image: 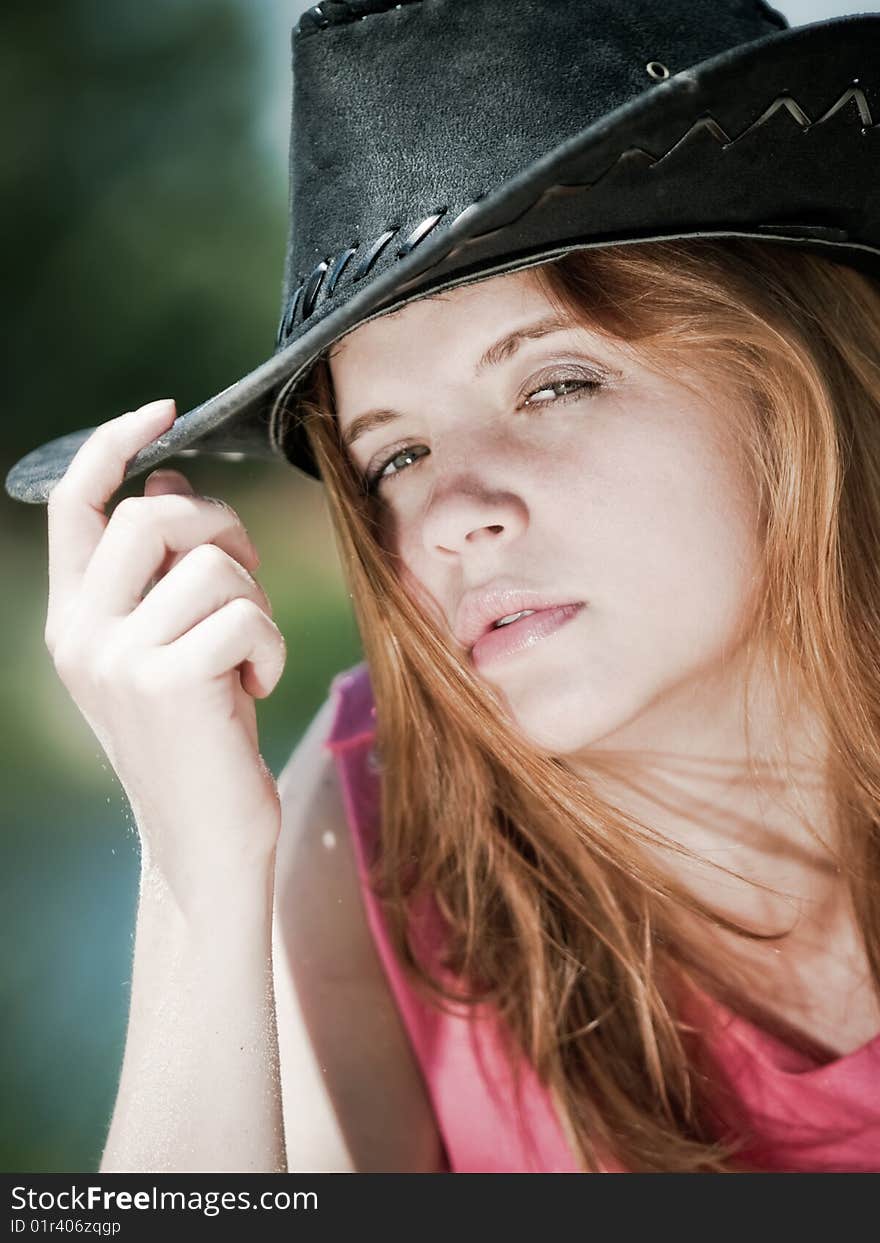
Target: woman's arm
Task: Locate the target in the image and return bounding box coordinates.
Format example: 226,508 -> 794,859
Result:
100,846 -> 286,1174
99,690 -> 446,1175
41,401 -> 289,1175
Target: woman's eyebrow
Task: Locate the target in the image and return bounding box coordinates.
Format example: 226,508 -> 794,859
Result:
341,315 -> 578,451
474,315 -> 576,375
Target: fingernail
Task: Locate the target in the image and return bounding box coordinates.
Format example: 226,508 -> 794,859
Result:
146,469 -> 194,493
134,399 -> 176,420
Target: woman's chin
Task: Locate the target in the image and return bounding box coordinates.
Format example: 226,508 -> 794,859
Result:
499,675 -> 647,755
502,698 -> 613,755
475,639 -> 646,754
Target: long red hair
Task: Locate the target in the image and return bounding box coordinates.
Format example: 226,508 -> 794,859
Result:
271,238 -> 880,1171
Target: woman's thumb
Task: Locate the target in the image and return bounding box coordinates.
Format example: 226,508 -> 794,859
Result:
144,469 -> 196,496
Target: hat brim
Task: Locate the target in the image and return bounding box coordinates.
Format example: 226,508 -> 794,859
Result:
7,11 -> 880,503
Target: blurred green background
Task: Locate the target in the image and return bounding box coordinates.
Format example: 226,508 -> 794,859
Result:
1,0 -> 361,1171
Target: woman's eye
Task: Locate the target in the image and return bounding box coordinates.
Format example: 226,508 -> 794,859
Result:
364,374 -> 601,493
366,444 -> 429,493
521,377 -> 600,406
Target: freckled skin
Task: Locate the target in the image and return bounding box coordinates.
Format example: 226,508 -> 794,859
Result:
330,268 -> 762,757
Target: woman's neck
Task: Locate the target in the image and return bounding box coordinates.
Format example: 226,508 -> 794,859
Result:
564,642 -> 880,1056
569,641 -> 843,954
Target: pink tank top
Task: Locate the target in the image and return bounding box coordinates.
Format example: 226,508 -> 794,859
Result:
323,662 -> 880,1173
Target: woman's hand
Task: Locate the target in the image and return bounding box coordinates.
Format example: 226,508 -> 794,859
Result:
44,398 -> 287,908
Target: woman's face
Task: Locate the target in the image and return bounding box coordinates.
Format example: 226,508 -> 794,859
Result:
329,266 -> 763,755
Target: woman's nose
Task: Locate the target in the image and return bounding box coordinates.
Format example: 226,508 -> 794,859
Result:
420,483 -> 528,559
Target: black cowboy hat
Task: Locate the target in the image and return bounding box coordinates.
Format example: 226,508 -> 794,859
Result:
6,0 -> 880,503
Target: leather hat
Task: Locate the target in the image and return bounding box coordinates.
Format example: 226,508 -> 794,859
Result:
6,0 -> 880,503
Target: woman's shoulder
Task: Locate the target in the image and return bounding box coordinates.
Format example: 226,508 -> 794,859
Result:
272,666 -> 446,1171
275,660 -> 376,852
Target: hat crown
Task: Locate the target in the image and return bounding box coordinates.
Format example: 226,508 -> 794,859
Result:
297,0 -> 426,36
295,0 -> 787,40
278,0 -> 789,340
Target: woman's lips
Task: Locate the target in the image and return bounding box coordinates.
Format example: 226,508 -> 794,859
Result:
470,602 -> 585,670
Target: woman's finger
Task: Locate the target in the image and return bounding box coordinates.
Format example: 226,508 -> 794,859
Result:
166,597 -> 286,699
45,400 -> 178,647
140,470 -> 198,591
143,468 -> 196,500
125,542 -> 272,647
79,492 -> 260,619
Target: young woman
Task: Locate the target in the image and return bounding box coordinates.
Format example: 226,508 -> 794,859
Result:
8,0 -> 880,1173
274,238 -> 880,1173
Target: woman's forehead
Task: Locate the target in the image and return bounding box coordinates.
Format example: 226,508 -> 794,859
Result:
328,267 -> 556,372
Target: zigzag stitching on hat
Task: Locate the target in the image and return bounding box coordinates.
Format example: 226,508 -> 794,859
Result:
657,84 -> 873,162
447,82 -> 876,255
276,82 -> 875,343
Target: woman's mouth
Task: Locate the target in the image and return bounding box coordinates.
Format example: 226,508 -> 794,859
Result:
470,602 -> 585,670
